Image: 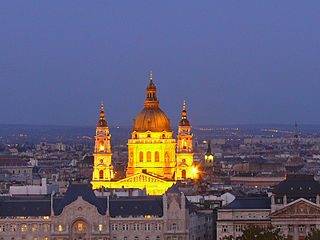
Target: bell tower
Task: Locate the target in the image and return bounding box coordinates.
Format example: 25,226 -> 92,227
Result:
176,101 -> 195,180
92,104 -> 113,184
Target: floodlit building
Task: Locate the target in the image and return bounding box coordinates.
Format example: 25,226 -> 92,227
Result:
91,73 -> 198,195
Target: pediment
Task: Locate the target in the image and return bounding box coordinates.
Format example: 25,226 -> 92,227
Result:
178,162 -> 189,167
270,198 -> 320,218
117,173 -> 167,183
97,163 -> 107,167
58,196 -> 101,218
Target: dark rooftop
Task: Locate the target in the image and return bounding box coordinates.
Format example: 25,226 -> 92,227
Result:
110,196 -> 163,216
0,156 -> 28,167
272,174 -> 320,198
54,183 -> 106,215
224,197 -> 271,210
0,196 -> 51,216
0,184 -> 174,217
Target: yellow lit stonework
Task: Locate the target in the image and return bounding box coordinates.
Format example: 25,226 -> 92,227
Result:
91,104 -> 113,185
91,73 -> 197,195
176,100 -> 195,180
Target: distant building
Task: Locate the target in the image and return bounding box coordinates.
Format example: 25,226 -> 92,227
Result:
0,155 -> 33,176
9,178 -> 58,196
204,141 -> 214,166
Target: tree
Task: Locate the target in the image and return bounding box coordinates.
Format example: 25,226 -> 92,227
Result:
222,225 -> 287,240
305,229 -> 320,240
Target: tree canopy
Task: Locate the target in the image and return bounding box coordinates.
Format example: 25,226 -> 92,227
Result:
222,225 -> 287,240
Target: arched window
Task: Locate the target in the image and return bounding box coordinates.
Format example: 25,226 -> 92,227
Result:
139,152 -> 143,162
165,152 -> 169,162
155,151 -> 159,162
99,141 -> 105,152
99,170 -> 104,179
147,151 -> 151,162
182,170 -> 186,179
172,223 -> 177,230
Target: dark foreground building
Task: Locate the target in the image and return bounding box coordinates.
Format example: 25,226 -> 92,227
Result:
217,175 -> 320,240
0,184 -> 205,240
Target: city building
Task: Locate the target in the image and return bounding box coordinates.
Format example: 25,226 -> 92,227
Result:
91,73 -> 197,195
0,156 -> 33,176
217,174 -> 320,240
0,183 -> 205,240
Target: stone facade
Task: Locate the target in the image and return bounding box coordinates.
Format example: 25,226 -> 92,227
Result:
91,76 -> 197,195
217,175 -> 320,240
0,184 -> 205,240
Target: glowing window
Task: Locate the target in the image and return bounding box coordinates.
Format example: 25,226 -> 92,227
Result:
58,225 -> 62,232
21,224 -> 27,232
139,152 -> 143,162
43,224 -> 49,232
32,224 -> 38,232
78,223 -> 83,231
99,224 -> 102,231
99,170 -> 104,179
10,224 -> 17,232
155,151 -> 159,162
147,151 -> 151,162
99,141 -> 105,151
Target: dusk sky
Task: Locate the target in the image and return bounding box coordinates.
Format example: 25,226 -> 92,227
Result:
1,1 -> 319,127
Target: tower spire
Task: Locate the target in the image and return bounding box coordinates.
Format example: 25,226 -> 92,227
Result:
97,103 -> 108,127
145,70 -> 159,108
179,100 -> 190,126
181,100 -> 187,120
206,140 -> 212,155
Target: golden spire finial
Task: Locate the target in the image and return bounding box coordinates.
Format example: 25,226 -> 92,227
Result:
181,100 -> 187,120
150,70 -> 153,82
99,103 -> 105,121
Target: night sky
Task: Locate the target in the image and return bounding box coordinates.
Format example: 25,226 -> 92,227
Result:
1,1 -> 319,126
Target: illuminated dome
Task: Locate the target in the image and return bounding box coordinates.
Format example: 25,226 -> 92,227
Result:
133,72 -> 171,132
134,107 -> 171,132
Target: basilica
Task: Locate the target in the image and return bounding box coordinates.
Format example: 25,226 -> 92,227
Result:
91,73 -> 197,195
